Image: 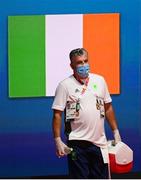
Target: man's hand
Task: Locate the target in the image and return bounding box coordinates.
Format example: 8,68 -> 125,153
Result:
113,129 -> 121,144
55,137 -> 69,158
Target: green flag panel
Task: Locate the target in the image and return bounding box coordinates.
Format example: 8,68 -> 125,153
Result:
8,16 -> 46,97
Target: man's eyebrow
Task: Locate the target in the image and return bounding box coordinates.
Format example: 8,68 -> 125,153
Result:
77,59 -> 88,62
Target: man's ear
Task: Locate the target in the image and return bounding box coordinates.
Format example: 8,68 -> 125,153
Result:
70,63 -> 74,70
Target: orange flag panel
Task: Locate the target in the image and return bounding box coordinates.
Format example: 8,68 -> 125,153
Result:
83,14 -> 120,94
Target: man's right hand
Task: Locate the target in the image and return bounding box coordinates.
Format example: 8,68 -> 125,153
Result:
55,137 -> 69,158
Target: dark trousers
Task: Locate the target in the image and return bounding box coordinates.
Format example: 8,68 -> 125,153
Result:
67,140 -> 108,179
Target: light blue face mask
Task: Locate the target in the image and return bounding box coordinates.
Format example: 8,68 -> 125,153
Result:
76,64 -> 90,78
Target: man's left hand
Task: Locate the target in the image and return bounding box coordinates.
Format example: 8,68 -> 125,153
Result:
113,129 -> 121,144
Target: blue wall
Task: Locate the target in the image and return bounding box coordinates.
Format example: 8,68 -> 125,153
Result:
0,0 -> 140,177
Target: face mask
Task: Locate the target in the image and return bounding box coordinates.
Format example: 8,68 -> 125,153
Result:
76,64 -> 90,78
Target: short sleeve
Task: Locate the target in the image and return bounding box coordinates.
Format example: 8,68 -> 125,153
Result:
52,83 -> 68,111
102,78 -> 112,104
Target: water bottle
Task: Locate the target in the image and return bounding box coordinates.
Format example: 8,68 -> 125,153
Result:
65,146 -> 78,161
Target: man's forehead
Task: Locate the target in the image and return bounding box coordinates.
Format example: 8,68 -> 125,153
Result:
72,54 -> 88,62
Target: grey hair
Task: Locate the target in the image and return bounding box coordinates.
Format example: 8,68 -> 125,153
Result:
69,48 -> 88,61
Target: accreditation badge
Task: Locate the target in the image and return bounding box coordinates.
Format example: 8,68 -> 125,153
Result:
96,96 -> 105,118
66,100 -> 80,121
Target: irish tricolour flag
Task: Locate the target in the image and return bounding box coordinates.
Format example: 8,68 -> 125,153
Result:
8,14 -> 120,97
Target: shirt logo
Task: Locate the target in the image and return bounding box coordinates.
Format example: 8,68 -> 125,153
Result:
93,84 -> 97,91
75,89 -> 80,93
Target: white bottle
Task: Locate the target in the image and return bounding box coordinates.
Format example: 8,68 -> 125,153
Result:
64,146 -> 73,154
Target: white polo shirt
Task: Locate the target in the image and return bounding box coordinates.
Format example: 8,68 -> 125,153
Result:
52,73 -> 112,162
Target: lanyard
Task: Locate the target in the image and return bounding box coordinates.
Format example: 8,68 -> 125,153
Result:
80,77 -> 89,95
75,77 -> 89,113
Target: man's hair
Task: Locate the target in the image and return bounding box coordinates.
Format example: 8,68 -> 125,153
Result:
69,48 -> 88,61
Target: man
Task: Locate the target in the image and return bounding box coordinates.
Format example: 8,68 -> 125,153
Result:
52,48 -> 121,178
